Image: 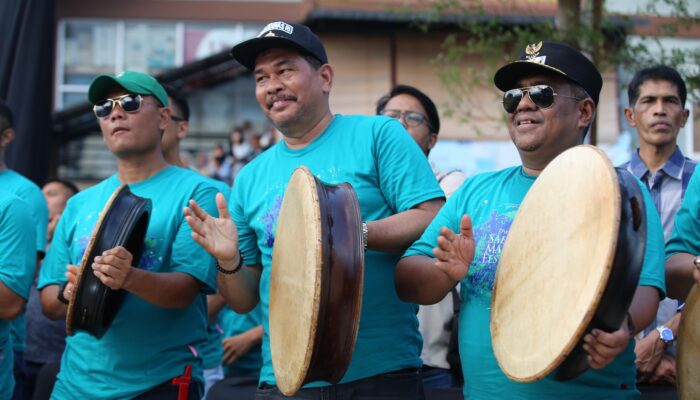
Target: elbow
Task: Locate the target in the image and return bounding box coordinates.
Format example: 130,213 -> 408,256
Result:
0,300 -> 24,320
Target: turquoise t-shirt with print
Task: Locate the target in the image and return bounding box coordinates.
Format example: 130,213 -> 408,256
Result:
667,167 -> 700,258
0,192 -> 36,399
38,166 -> 219,399
220,303 -> 263,377
231,114 -> 444,386
404,166 -> 666,400
0,170 -> 48,354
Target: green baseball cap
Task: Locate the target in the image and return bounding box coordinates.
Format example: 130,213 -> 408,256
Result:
88,70 -> 169,107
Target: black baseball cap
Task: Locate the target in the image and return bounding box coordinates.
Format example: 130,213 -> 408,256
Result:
494,41 -> 602,105
231,21 -> 328,70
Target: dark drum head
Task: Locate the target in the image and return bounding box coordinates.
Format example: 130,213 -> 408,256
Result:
66,185 -> 152,339
553,168 -> 646,380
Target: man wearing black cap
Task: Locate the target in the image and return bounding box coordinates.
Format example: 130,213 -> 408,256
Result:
185,21 -> 444,399
38,71 -> 220,399
397,41 -> 666,398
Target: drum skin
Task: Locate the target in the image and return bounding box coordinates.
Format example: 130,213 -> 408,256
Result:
66,185 -> 151,339
678,284 -> 700,399
491,145 -> 646,382
270,166 -> 364,396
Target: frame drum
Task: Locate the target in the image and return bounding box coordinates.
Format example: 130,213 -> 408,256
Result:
677,284 -> 700,399
491,145 -> 646,382
270,166 -> 364,396
66,184 -> 151,339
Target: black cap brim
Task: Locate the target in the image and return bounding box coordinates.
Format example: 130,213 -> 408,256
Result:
231,36 -> 319,70
494,61 -> 571,93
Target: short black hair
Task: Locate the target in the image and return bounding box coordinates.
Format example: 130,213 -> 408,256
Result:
163,85 -> 190,121
628,65 -> 687,107
0,98 -> 14,132
376,85 -> 440,134
44,178 -> 80,195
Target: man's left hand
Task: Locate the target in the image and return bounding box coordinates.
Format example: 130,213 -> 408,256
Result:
92,246 -> 134,290
582,319 -> 631,369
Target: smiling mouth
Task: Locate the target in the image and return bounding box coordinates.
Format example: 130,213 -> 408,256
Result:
268,96 -> 296,110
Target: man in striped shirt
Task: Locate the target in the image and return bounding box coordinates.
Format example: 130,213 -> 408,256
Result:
619,64 -> 695,388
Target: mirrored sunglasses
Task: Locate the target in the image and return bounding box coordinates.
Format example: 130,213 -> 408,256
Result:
502,85 -> 581,113
93,94 -> 143,118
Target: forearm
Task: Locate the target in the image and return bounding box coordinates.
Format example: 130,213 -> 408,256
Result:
207,293 -> 226,324
123,270 -> 201,309
216,258 -> 261,314
0,282 -> 25,320
396,254 -> 456,304
628,285 -> 661,336
243,325 -> 264,346
367,198 -> 443,254
39,284 -> 67,320
666,253 -> 696,301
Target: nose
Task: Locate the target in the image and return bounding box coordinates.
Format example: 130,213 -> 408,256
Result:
652,99 -> 667,115
265,74 -> 284,94
108,101 -> 126,121
395,113 -> 409,128
515,90 -> 538,113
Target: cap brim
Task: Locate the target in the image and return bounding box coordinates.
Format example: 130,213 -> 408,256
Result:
231,36 -> 316,70
494,61 -> 569,92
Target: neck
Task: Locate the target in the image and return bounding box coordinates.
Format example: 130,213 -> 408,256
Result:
117,152 -> 169,184
164,147 -> 186,168
282,111 -> 334,150
638,143 -> 676,174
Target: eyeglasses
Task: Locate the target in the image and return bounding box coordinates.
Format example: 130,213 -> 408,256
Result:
171,115 -> 186,122
380,109 -> 427,127
502,85 -> 582,113
93,94 -> 144,118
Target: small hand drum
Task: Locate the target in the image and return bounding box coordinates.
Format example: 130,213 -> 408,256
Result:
270,166 -> 364,396
491,145 -> 646,382
66,184 -> 151,339
677,284 -> 700,399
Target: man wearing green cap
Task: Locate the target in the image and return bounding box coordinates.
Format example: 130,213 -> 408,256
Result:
38,70 -> 220,399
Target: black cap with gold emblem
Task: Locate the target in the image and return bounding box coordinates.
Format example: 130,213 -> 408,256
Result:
231,21 -> 328,70
494,41 -> 603,105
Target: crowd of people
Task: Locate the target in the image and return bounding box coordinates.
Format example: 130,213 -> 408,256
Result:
0,19 -> 698,400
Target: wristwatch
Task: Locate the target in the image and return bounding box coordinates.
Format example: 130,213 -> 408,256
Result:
656,325 -> 675,346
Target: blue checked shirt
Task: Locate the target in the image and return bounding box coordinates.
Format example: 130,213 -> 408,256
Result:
619,146 -> 696,345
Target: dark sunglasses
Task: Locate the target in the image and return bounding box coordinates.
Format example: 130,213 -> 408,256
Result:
93,94 -> 144,118
502,85 -> 582,113
380,109 -> 427,127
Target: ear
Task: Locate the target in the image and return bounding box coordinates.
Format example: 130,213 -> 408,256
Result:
623,107 -> 636,127
0,128 -> 15,147
577,98 -> 595,131
177,120 -> 189,140
680,107 -> 690,128
158,107 -> 171,132
319,64 -> 333,94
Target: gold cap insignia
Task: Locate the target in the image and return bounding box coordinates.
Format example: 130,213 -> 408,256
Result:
525,41 -> 543,59
264,31 -> 277,37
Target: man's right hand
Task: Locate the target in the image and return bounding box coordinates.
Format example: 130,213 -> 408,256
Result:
433,214 -> 475,283
184,192 -> 239,262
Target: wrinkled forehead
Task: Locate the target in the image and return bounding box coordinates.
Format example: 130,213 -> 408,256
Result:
514,72 -> 569,91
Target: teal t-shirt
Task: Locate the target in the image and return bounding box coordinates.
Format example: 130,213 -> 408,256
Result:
220,303 -> 263,377
0,170 -> 48,353
231,114 -> 444,386
404,166 -> 666,400
0,192 -> 36,399
667,167 -> 700,258
199,177 -> 231,370
38,166 -> 219,399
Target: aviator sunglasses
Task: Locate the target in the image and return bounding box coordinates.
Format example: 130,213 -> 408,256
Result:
502,85 -> 582,113
380,109 -> 428,127
93,94 -> 145,118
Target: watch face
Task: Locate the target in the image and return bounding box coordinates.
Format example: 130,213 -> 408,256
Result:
660,328 -> 674,341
